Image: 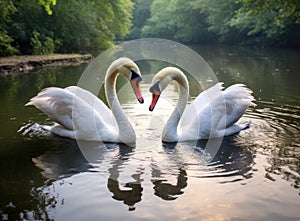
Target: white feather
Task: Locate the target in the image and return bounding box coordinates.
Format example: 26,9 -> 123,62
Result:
26,57 -> 140,144
151,67 -> 256,142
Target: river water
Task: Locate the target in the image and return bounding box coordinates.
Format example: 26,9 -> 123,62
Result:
0,45 -> 299,221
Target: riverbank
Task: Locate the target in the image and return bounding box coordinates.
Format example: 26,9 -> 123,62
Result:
0,54 -> 93,76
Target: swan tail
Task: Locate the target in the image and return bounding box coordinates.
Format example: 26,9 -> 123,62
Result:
223,84 -> 256,107
218,84 -> 256,128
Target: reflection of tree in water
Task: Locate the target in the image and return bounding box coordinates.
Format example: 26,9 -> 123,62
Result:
29,138 -> 91,220
257,136 -> 300,193
232,113 -> 300,194
269,145 -> 300,193
152,168 -> 187,200
0,182 -> 56,221
106,144 -> 143,211
0,138 -> 82,221
32,140 -> 91,180
262,127 -> 300,193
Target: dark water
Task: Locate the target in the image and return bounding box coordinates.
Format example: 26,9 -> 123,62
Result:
0,45 -> 299,221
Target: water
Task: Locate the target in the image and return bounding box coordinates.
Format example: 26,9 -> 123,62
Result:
0,45 -> 299,221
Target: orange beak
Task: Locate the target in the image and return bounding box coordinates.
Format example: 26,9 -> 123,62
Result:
149,93 -> 160,111
130,77 -> 144,104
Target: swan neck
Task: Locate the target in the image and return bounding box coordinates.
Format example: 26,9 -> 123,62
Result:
105,69 -> 135,143
163,74 -> 189,142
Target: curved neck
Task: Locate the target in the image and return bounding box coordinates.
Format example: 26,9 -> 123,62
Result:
162,73 -> 189,142
105,69 -> 136,143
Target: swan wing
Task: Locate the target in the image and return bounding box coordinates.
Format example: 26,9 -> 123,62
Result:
179,83 -> 224,130
65,86 -> 116,127
191,82 -> 225,112
26,87 -> 76,130
26,87 -> 118,141
222,84 -> 256,127
179,83 -> 255,139
70,94 -> 118,141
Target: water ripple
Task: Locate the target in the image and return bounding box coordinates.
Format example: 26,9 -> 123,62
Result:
18,122 -> 52,138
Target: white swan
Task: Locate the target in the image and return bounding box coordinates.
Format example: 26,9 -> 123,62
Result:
26,57 -> 144,144
149,67 -> 256,142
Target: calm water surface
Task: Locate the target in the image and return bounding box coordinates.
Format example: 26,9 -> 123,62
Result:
0,45 -> 299,221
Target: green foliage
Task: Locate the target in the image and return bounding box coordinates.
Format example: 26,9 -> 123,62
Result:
43,37 -> 61,54
127,0 -> 153,39
30,31 -> 61,54
236,0 -> 300,25
30,31 -> 42,55
142,0 -> 175,39
1,0 -> 133,55
127,0 -> 300,47
191,0 -> 300,45
192,0 -> 238,38
0,31 -> 19,56
8,0 -> 53,54
141,0 -> 214,43
0,0 -> 18,56
231,0 -> 300,45
0,0 -> 16,21
1,0 -> 300,56
38,0 -> 56,15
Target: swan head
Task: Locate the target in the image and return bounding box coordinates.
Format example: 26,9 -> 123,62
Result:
109,57 -> 144,104
149,67 -> 187,111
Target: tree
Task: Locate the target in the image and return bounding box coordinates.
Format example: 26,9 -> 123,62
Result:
8,0 -> 55,54
127,0 -> 153,39
192,0 -> 300,46
236,0 -> 300,25
141,0 -> 214,43
191,0 -> 247,43
52,0 -> 133,52
7,0 -> 134,54
232,0 -> 300,45
142,0 -> 175,39
0,0 -> 18,56
38,0 -> 57,15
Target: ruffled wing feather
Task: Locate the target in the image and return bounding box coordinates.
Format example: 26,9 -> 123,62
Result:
65,86 -> 116,127
26,87 -> 75,130
179,83 -> 255,139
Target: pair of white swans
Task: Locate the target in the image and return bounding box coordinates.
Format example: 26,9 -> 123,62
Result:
26,57 -> 255,144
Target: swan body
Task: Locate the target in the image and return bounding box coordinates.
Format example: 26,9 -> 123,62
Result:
26,57 -> 143,144
149,67 -> 256,142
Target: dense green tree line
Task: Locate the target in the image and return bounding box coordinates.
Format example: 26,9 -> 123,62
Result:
0,0 -> 133,56
0,0 -> 18,55
130,0 -> 300,47
1,0 -> 299,56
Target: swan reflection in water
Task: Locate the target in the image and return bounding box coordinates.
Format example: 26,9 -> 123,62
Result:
151,167 -> 188,201
106,144 -> 143,211
31,135 -> 254,212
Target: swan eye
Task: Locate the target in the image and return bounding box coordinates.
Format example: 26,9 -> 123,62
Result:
130,69 -> 141,80
149,80 -> 161,94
